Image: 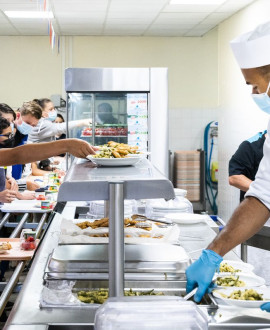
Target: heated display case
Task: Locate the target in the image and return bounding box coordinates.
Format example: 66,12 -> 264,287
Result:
65,68 -> 169,177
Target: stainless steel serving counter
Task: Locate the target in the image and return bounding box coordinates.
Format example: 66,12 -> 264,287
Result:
5,202 -> 270,329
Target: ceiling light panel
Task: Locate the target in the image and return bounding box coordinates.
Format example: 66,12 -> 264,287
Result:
5,11 -> 54,18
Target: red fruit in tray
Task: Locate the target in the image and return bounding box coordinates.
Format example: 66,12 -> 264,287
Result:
29,243 -> 36,250
26,236 -> 35,242
21,242 -> 29,250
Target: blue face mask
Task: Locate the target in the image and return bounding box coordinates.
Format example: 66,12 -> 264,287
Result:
17,121 -> 33,135
251,81 -> 270,114
46,110 -> 57,122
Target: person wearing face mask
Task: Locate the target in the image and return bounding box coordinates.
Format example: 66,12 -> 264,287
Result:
0,117 -> 35,200
0,102 -> 42,191
185,21 -> 270,313
28,98 -> 91,143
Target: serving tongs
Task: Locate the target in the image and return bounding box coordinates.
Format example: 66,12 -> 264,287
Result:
132,214 -> 174,227
183,288 -> 198,300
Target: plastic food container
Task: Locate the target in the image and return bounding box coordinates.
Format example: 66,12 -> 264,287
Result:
88,200 -> 137,217
41,200 -> 51,210
94,296 -> 208,330
20,229 -> 37,251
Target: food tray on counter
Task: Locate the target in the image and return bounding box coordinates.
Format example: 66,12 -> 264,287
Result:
0,238 -> 39,261
40,279 -> 217,310
59,218 -> 180,245
44,244 -> 191,280
0,200 -> 53,213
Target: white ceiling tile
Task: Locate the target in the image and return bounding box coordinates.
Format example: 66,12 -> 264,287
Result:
201,12 -> 230,24
60,23 -> 104,29
184,30 -> 206,37
184,25 -> 215,36
102,31 -> 144,36
162,4 -> 220,13
61,27 -> 102,35
150,23 -> 195,29
0,16 -> 8,23
57,18 -> 104,25
106,18 -> 154,24
55,12 -> 106,19
0,0 -> 256,36
107,12 -> 156,19
0,3 -> 37,11
0,27 -> 18,35
104,26 -> 146,32
144,29 -> 187,36
106,22 -> 149,28
155,12 -> 209,24
216,0 -> 255,12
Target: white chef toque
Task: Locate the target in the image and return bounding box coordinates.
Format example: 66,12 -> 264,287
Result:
230,21 -> 270,69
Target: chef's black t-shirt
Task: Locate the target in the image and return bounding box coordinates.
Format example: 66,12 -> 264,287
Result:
228,131 -> 266,202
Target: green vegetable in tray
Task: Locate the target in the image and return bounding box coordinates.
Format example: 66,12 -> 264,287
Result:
77,288 -> 164,304
216,275 -> 245,287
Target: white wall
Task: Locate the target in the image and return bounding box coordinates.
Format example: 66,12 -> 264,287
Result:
0,32 -> 218,154
218,0 -> 270,222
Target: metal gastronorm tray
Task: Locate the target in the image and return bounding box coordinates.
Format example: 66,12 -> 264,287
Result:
46,244 -> 191,277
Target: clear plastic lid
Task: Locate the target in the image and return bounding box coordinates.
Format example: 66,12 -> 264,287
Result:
94,296 -> 208,330
88,200 -> 137,217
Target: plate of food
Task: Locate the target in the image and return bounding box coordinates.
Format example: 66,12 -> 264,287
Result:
212,287 -> 270,308
87,156 -> 141,166
218,260 -> 254,274
214,273 -> 265,288
87,141 -> 143,166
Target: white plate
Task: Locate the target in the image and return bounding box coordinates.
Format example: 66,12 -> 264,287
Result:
214,273 -> 265,288
164,213 -> 208,224
213,287 -> 270,308
87,156 -> 141,166
219,260 -> 254,274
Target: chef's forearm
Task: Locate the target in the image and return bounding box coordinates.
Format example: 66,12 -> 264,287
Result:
228,174 -> 252,192
207,196 -> 270,256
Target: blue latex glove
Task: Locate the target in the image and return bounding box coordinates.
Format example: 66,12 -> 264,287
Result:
185,249 -> 223,303
261,303 -> 270,312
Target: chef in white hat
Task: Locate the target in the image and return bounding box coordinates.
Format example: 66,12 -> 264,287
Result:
185,21 -> 270,311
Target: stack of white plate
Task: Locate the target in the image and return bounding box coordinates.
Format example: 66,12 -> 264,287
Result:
164,213 -> 209,225
145,199 -> 192,218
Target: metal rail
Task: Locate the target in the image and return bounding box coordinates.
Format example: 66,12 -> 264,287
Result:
0,260 -> 25,317
0,211 -> 49,317
0,213 -> 11,231
35,213 -> 48,238
10,213 -> 29,238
